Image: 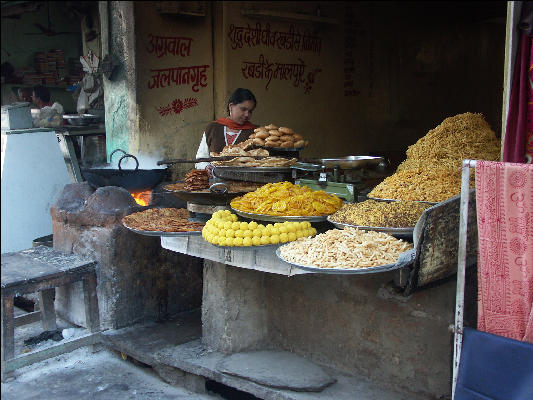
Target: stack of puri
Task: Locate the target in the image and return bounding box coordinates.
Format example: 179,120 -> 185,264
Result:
184,169 -> 209,191
250,124 -> 309,149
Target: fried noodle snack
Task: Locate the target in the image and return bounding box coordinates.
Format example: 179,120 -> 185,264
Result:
279,227 -> 412,269
230,182 -> 343,216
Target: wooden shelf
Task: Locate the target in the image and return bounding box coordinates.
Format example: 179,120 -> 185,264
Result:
241,9 -> 339,25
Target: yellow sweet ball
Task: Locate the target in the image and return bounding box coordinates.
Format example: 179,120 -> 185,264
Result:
248,221 -> 258,230
288,232 -> 297,242
252,228 -> 262,237
260,236 -> 270,245
286,223 -> 296,233
219,229 -> 227,238
252,236 -> 261,246
270,227 -> 280,236
218,237 -> 227,246
235,229 -> 244,238
311,227 -> 317,235
231,214 -> 238,222
216,220 -> 225,229
262,227 -> 272,237
303,228 -> 312,237
298,222 -> 307,230
243,229 -> 253,238
226,229 -> 235,238
265,223 -> 274,229
233,237 -> 243,246
296,230 -> 304,239
231,221 -> 240,230
224,209 -> 232,217
279,232 -> 289,243
270,234 -> 280,244
258,224 -> 265,230
239,222 -> 249,230
243,237 -> 253,246
274,223 -> 282,228
223,221 -> 232,230
278,225 -> 288,234
211,235 -> 219,244
304,221 -> 312,229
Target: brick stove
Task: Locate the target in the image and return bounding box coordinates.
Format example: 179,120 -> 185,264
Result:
50,182 -> 203,330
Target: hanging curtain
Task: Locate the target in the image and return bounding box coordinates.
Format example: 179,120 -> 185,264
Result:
475,160 -> 533,343
503,3 -> 533,163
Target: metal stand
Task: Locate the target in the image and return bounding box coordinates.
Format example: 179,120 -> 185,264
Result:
452,159 -> 476,399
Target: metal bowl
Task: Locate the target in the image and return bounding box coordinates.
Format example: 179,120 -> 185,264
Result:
310,156 -> 384,170
63,114 -> 98,126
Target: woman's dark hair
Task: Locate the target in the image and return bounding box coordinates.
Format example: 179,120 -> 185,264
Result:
228,88 -> 256,111
32,85 -> 51,103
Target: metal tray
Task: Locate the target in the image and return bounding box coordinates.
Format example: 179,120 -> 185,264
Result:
258,145 -> 304,152
123,222 -> 202,237
209,243 -> 281,249
167,190 -> 246,206
213,166 -> 293,173
231,207 -> 328,223
326,216 -> 414,235
276,247 -> 415,275
310,156 -> 384,170
366,196 -> 439,205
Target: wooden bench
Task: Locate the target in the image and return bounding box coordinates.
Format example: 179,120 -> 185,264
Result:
1,246 -> 101,381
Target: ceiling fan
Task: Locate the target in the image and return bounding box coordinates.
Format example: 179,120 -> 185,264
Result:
24,3 -> 79,37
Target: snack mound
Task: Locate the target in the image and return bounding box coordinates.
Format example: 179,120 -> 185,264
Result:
122,208 -> 204,232
250,124 -> 309,149
230,182 -> 343,216
202,210 -> 317,247
329,200 -> 431,228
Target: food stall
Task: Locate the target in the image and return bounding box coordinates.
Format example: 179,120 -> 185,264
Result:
4,1 -> 510,399
92,111 -> 493,399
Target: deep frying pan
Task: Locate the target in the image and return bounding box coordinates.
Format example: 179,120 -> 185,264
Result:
81,149 -> 168,192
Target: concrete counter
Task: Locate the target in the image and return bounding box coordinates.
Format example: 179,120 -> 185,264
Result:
161,233 -> 456,399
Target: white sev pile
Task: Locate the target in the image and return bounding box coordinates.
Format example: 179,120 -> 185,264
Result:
278,227 -> 413,269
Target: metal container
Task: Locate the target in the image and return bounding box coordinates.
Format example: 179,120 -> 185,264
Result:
63,114 -> 98,126
1,102 -> 33,130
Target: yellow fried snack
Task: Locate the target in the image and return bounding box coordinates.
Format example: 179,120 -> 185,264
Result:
230,182 -> 343,216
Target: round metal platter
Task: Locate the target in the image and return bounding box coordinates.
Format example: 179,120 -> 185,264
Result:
123,222 -> 202,237
275,247 -> 413,275
213,166 -> 293,173
258,145 -> 304,152
230,207 -> 329,223
209,242 -> 281,249
326,216 -> 414,235
366,196 -> 439,205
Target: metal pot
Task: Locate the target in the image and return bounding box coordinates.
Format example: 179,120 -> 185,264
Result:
81,149 -> 168,192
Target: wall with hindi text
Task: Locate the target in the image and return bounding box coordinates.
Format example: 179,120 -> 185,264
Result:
134,2 -> 214,175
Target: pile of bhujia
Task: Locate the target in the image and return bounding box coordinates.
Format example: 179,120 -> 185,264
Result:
278,227 -> 413,269
368,112 -> 501,203
210,139 -> 297,167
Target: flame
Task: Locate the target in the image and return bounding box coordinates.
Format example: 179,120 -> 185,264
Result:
130,190 -> 152,206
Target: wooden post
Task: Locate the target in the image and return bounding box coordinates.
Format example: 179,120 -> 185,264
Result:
38,288 -> 57,331
83,273 -> 101,352
1,294 -> 15,381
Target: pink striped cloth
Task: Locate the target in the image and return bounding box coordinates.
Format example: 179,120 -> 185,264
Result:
475,160 -> 533,343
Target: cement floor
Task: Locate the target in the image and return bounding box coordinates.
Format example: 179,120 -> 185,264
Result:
1,346 -> 218,400
1,308 -> 220,400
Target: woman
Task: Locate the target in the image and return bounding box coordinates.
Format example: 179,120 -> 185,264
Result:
195,88 -> 257,169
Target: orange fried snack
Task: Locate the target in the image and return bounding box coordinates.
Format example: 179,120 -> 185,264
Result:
230,182 -> 343,216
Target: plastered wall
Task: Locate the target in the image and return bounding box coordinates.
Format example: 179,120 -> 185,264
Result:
133,2 -> 214,174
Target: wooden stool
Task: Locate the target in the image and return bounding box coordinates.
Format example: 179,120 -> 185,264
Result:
1,246 -> 101,381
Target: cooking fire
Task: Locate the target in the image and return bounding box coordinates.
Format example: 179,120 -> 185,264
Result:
130,190 -> 152,206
